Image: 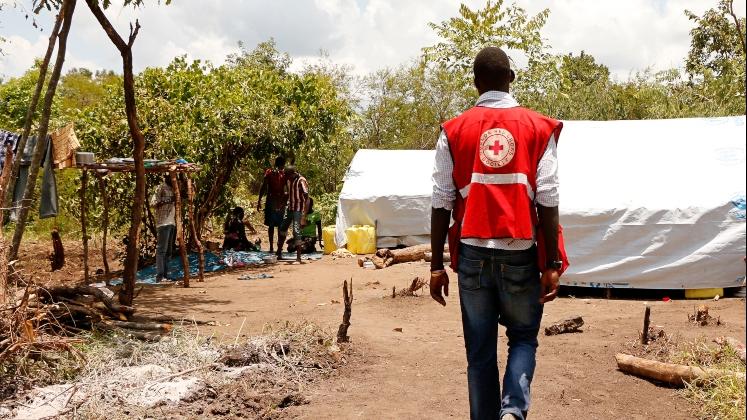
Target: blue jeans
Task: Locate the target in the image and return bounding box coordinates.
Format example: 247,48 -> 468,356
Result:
156,224 -> 176,280
457,243 -> 543,420
279,211 -> 303,243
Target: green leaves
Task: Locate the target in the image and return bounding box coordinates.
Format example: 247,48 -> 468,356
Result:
423,0 -> 549,72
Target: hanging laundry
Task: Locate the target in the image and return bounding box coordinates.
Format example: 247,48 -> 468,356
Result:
0,130 -> 21,169
50,123 -> 80,169
10,135 -> 59,220
40,135 -> 58,219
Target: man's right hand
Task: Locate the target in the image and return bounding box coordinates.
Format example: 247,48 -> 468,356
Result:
429,270 -> 449,306
256,201 -> 262,212
539,269 -> 560,303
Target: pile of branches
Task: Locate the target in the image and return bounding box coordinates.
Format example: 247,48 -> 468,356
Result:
1,284 -> 175,365
391,277 -> 427,298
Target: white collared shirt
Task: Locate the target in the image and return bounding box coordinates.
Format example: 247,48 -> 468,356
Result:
431,90 -> 559,250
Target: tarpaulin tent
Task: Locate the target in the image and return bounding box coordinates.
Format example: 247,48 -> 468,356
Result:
335,116 -> 746,289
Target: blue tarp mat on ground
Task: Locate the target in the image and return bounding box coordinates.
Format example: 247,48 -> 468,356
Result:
112,251 -> 322,285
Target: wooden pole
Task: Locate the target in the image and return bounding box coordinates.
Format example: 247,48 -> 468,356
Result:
2,12 -> 62,210
186,176 -> 204,282
80,170 -> 89,283
8,0 -> 77,262
641,305 -> 651,345
97,175 -> 111,279
0,145 -> 14,303
170,171 -> 189,287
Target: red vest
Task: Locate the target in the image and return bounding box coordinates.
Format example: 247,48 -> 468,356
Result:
442,105 -> 568,273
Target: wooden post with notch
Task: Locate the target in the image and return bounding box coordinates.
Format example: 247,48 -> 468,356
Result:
80,169 -> 89,283
97,174 -> 111,280
336,279 -> 353,343
170,171 -> 189,287
186,176 -> 204,282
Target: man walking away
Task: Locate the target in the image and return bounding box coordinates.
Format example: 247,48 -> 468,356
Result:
276,165 -> 308,263
257,156 -> 286,252
429,46 -> 565,420
151,175 -> 176,282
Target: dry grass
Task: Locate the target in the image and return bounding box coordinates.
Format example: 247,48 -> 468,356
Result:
1,320 -> 344,419
670,338 -> 746,420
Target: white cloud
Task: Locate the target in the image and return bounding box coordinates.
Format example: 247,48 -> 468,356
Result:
1,0 -> 745,80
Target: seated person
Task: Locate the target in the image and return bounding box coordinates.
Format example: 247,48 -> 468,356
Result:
287,197 -> 322,254
222,206 -> 258,251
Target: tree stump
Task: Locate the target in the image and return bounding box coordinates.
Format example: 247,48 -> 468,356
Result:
50,229 -> 65,271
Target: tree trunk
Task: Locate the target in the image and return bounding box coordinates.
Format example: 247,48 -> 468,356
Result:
2,12 -> 63,210
86,0 -> 146,306
727,0 -> 747,58
194,145 -> 239,240
8,0 -> 76,262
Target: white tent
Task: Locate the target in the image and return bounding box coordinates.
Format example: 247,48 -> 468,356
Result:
335,149 -> 436,248
335,116 -> 746,289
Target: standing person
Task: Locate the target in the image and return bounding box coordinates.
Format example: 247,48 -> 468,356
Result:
429,47 -> 566,420
150,175 -> 176,282
257,156 -> 287,253
276,165 -> 308,263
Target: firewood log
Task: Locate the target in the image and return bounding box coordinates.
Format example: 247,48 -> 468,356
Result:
615,353 -> 746,386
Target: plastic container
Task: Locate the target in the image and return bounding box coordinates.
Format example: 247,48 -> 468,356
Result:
346,225 -> 376,255
322,226 -> 338,255
685,288 -> 723,299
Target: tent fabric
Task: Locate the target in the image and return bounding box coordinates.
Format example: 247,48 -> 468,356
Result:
335,149 -> 435,248
335,116 -> 746,289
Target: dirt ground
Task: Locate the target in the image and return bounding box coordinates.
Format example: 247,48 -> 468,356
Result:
13,240 -> 746,419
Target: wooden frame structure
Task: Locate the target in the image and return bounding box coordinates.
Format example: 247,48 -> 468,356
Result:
75,161 -> 204,287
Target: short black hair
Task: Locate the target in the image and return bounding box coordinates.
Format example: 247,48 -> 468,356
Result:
232,206 -> 244,219
274,156 -> 286,168
473,47 -> 513,91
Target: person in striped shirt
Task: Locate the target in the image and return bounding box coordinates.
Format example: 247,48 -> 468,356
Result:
276,165 -> 308,262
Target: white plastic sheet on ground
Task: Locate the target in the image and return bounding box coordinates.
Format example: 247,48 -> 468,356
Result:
335,116 -> 746,289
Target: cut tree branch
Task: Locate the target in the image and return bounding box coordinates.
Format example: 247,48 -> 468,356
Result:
85,0 -> 146,305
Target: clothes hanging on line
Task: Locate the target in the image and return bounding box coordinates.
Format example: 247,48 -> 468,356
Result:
51,123 -> 80,169
0,130 -> 21,169
10,135 -> 59,221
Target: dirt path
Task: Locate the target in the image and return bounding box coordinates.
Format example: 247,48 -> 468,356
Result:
132,257 -> 745,420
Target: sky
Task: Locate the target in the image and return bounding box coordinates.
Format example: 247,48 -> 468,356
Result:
0,0 -> 745,81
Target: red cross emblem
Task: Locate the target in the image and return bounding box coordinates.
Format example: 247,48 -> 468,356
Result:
489,140 -> 504,155
479,128 -> 515,168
